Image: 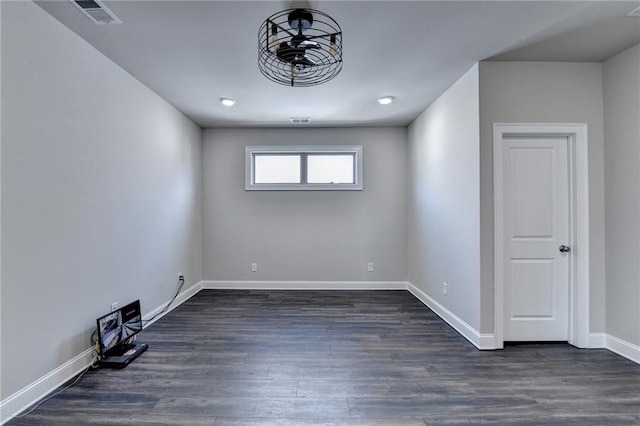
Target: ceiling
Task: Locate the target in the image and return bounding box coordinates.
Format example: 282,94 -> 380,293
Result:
36,1 -> 640,128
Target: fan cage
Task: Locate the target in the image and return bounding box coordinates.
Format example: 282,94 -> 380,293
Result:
258,8 -> 343,87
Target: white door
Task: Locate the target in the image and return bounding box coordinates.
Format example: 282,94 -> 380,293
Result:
501,136 -> 570,341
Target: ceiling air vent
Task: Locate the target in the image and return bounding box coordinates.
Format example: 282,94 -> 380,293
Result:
627,6 -> 640,16
290,117 -> 311,124
71,0 -> 122,25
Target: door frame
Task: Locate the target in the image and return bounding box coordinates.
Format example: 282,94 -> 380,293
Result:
493,123 -> 590,349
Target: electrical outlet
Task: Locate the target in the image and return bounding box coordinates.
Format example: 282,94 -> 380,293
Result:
111,302 -> 118,312
367,262 -> 374,272
442,282 -> 448,296
251,263 -> 258,272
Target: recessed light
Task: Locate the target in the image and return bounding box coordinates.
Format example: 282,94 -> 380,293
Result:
219,97 -> 235,107
378,96 -> 394,105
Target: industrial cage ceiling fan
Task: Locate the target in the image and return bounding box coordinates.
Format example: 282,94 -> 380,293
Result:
258,8 -> 343,87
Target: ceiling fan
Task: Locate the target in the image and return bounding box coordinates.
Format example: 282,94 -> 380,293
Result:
275,9 -> 321,67
258,8 -> 342,87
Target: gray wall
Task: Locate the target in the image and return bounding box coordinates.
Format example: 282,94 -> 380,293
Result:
604,44 -> 640,347
407,65 -> 482,331
478,61 -> 606,333
202,127 -> 407,282
1,1 -> 202,399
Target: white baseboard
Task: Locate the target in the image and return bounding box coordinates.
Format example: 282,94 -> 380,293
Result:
606,334 -> 640,364
201,280 -> 408,290
142,280 -> 203,327
585,333 -> 640,365
0,280 -> 204,425
588,332 -> 607,348
0,348 -> 94,425
407,283 -> 495,350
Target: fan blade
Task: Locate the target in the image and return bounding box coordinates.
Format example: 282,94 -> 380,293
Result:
277,42 -> 302,63
297,56 -> 317,67
299,40 -> 321,49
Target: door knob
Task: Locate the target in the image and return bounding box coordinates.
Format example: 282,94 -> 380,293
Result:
559,245 -> 571,253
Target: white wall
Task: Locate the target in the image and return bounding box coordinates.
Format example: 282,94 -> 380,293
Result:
1,1 -> 202,401
478,61 -> 605,333
604,44 -> 640,347
202,127 -> 407,283
407,65 -> 482,332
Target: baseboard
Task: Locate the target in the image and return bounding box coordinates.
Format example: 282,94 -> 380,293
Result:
407,283 -> 495,350
588,332 -> 607,348
201,280 -> 408,290
142,280 -> 203,327
606,334 -> 640,364
0,348 -> 94,425
586,333 -> 640,365
0,280 -> 204,425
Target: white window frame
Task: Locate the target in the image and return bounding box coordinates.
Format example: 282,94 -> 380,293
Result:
245,145 -> 363,191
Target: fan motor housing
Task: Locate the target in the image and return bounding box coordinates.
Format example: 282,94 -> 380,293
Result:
288,9 -> 313,30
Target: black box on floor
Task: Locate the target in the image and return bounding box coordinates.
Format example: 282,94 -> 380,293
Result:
99,343 -> 148,369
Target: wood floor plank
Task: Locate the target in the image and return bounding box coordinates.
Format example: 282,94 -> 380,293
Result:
152,397 -> 351,418
7,290 -> 640,425
213,419 -> 427,426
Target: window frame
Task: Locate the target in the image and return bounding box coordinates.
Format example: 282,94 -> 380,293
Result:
245,145 -> 363,191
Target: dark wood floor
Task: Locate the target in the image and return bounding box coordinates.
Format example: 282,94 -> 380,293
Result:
9,290 -> 640,425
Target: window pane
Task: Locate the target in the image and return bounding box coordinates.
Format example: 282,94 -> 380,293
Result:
307,154 -> 355,184
254,154 -> 301,183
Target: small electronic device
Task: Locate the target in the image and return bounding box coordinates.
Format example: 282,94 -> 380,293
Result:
96,300 -> 148,368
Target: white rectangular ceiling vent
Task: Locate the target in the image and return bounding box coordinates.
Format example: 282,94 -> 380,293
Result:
627,6 -> 640,16
71,0 -> 122,25
290,117 -> 311,124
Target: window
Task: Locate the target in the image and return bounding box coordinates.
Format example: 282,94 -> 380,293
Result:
254,155 -> 301,184
245,145 -> 363,190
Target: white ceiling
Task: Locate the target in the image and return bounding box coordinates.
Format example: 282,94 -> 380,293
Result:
36,1 -> 640,128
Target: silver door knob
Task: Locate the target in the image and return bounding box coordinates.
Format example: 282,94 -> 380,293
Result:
559,245 -> 571,253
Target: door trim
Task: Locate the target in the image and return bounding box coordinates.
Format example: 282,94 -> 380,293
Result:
493,123 -> 590,349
